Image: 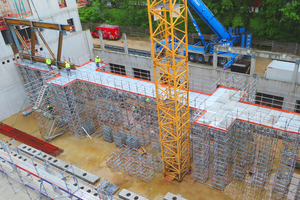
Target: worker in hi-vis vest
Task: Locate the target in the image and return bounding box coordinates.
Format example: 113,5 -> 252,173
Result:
65,61 -> 71,76
46,57 -> 53,70
95,56 -> 101,68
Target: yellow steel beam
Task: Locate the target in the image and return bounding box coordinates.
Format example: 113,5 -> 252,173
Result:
147,0 -> 191,181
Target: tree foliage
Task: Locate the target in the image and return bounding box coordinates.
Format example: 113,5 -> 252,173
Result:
79,0 -> 300,42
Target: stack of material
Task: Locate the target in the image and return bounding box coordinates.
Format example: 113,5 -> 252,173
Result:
153,156 -> 163,173
103,125 -> 114,143
82,120 -> 96,134
150,129 -> 161,152
114,131 -> 127,147
105,146 -> 156,183
96,179 -> 110,190
106,184 -> 119,195
126,136 -> 141,149
140,166 -> 156,183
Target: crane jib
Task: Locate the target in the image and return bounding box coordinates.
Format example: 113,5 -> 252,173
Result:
187,0 -> 233,41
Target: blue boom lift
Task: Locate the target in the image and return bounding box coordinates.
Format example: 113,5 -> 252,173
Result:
155,0 -> 252,72
185,0 -> 252,71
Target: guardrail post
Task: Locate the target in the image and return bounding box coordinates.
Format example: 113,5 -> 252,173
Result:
292,60 -> 300,84
123,33 -> 128,55
250,53 -> 256,76
213,46 -> 217,70
99,30 -> 105,51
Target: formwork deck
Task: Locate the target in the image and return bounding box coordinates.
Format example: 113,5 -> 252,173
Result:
195,87 -> 300,133
17,60 -> 300,134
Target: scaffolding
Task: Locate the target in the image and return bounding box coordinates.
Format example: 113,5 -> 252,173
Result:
106,146 -> 157,183
16,60 -> 300,197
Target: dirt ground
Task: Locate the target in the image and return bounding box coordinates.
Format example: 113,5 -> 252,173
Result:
93,36 -> 273,76
92,36 -> 151,51
1,111 -> 299,200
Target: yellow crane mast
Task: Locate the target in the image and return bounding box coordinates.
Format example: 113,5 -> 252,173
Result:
147,0 -> 191,181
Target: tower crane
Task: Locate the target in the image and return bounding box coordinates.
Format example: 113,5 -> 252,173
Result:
147,0 -> 191,181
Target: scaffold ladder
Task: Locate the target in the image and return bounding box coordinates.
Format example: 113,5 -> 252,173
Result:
33,84 -> 49,110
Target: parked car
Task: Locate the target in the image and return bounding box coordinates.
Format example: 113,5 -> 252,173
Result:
91,24 -> 120,40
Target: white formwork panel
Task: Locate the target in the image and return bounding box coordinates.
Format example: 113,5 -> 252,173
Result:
196,112 -> 215,124
207,102 -> 226,113
240,105 -> 259,120
281,112 -> 295,119
274,117 -> 292,129
213,88 -> 227,97
222,101 -> 239,111
287,121 -> 300,132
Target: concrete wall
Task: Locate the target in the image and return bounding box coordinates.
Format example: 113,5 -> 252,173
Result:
0,0 -> 93,121
93,48 -> 300,111
94,48 -> 154,80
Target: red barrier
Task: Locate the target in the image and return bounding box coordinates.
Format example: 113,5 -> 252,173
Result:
0,123 -> 63,156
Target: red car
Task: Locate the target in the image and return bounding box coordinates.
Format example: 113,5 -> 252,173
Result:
91,24 -> 120,40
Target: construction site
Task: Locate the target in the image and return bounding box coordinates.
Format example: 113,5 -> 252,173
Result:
1,0 -> 300,200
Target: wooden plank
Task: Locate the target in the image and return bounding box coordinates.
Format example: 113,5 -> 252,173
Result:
57,31 -> 63,62
37,30 -> 56,60
31,28 -> 35,57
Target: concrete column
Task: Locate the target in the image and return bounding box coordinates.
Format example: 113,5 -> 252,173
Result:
292,60 -> 300,84
123,33 -> 128,54
250,53 -> 256,76
99,30 -> 105,50
213,47 -> 218,70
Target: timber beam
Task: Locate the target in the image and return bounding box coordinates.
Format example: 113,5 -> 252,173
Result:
4,18 -> 70,31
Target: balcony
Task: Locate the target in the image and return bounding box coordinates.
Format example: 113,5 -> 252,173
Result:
58,0 -> 67,8
77,0 -> 88,8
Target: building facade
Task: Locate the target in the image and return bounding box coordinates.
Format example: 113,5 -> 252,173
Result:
0,0 -> 93,120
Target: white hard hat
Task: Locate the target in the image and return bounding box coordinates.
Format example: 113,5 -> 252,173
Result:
96,56 -> 99,57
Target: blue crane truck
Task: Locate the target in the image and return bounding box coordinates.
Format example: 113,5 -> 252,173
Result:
155,0 -> 252,72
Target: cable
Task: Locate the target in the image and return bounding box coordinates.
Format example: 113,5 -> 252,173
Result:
30,0 -> 41,21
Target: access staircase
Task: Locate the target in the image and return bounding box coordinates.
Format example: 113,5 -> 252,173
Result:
32,84 -> 49,110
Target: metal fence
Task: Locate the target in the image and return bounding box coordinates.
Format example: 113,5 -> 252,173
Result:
251,39 -> 300,55
82,22 -> 300,55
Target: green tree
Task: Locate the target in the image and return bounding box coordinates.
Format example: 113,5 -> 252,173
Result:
250,0 -> 300,42
78,0 -> 105,22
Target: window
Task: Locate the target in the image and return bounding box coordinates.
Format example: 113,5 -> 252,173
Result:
255,92 -> 284,109
109,64 -> 126,75
295,100 -> 300,113
133,68 -> 151,81
1,30 -> 13,45
67,18 -> 75,32
58,0 -> 67,8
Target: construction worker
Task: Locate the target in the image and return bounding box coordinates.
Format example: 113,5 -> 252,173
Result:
47,105 -> 53,113
95,56 -> 101,68
65,61 -> 71,76
46,57 -> 53,70
131,106 -> 136,112
145,98 -> 150,103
